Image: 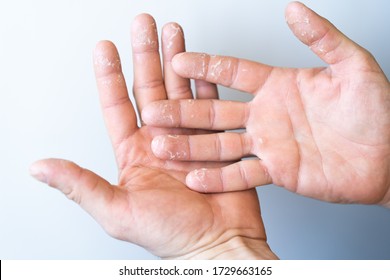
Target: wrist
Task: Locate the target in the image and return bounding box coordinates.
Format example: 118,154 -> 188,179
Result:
163,235 -> 278,260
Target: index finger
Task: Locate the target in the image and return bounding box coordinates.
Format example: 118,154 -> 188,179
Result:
142,99 -> 248,130
94,41 -> 138,148
172,52 -> 274,94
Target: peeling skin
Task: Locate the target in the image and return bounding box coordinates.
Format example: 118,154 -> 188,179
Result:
193,168 -> 208,192
152,135 -> 187,160
100,79 -> 112,87
166,135 -> 187,159
180,52 -> 208,79
99,73 -> 125,88
210,59 -> 223,78
164,115 -> 174,125
298,28 -> 316,41
132,22 -> 158,48
161,103 -> 175,125
196,53 -> 208,79
116,73 -> 124,83
301,15 -> 310,24
94,55 -> 121,70
286,6 -> 314,44
309,38 -> 329,56
209,58 -> 232,80
167,150 -> 187,160
286,5 -> 310,25
166,23 -> 183,50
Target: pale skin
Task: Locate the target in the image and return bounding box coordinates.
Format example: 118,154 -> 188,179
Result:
142,2 -> 390,207
29,15 -> 277,259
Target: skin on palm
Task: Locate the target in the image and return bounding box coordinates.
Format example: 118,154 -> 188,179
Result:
110,126 -> 270,258
29,14 -> 277,259
141,2 -> 390,206
115,168 -> 266,258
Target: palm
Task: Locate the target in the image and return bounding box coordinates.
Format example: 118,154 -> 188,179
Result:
247,63 -> 390,203
111,126 -> 263,257
142,2 -> 390,206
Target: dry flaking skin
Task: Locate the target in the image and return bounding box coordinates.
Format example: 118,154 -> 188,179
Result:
165,23 -> 184,50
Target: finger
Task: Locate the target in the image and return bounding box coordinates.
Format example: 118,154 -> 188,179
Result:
186,159 -> 272,193
29,159 -> 118,229
195,79 -> 219,99
132,14 -> 166,115
151,132 -> 251,161
94,40 -> 138,148
142,99 -> 248,130
172,52 -> 274,94
162,23 -> 193,100
285,2 -> 364,65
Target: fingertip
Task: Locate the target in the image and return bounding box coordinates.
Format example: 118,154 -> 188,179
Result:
93,41 -> 118,62
151,135 -> 165,158
132,13 -> 156,34
93,41 -> 121,76
162,22 -> 184,45
186,169 -> 209,193
285,1 -> 330,56
132,13 -> 155,25
285,1 -> 307,21
171,52 -> 186,67
94,40 -> 115,52
162,22 -> 183,36
140,103 -> 154,125
30,158 -> 78,186
171,52 -> 193,78
29,159 -> 48,184
285,1 -> 312,30
131,13 -> 158,50
162,22 -> 184,55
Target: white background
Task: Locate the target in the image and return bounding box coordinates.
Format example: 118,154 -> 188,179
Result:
0,0 -> 389,259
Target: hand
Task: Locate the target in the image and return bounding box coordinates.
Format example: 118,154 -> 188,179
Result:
29,14 -> 277,259
142,2 -> 390,207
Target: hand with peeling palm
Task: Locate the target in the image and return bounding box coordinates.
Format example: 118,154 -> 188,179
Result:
142,2 -> 390,207
29,15 -> 277,259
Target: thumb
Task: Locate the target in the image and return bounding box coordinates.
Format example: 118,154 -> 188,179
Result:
29,159 -> 116,227
285,1 -> 363,65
